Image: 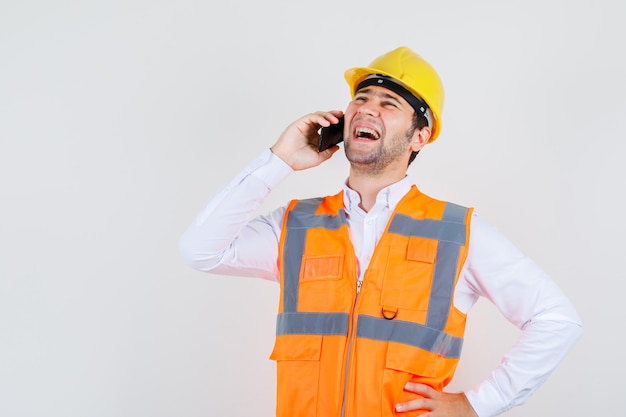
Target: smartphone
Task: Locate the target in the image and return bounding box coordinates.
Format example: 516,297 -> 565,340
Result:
318,116 -> 345,152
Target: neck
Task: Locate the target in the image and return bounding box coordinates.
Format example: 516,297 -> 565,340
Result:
347,166 -> 406,212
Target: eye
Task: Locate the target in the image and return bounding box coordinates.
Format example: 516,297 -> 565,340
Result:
382,100 -> 399,108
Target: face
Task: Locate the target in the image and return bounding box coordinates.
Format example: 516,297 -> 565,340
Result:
343,85 -> 426,174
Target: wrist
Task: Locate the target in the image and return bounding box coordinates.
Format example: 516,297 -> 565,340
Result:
270,145 -> 296,170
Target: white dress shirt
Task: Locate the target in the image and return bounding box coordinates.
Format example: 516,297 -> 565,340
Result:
179,149 -> 583,417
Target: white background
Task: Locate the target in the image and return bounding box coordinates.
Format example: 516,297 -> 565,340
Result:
1,0 -> 624,415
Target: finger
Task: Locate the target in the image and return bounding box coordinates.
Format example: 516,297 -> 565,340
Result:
395,397 -> 434,413
318,145 -> 340,160
311,110 -> 343,127
326,109 -> 344,121
404,382 -> 438,398
288,112 -> 333,141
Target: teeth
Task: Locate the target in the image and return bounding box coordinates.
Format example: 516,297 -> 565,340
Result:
355,127 -> 380,140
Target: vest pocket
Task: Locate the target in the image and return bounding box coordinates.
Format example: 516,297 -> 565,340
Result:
381,236 -> 438,312
385,342 -> 442,376
270,334 -> 322,417
301,254 -> 344,281
406,236 -> 438,263
381,342 -> 443,417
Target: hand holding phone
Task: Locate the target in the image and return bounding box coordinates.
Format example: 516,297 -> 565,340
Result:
318,116 -> 345,152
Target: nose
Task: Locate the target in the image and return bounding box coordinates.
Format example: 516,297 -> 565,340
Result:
357,101 -> 379,117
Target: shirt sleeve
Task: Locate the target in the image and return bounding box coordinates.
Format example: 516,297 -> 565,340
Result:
178,149 -> 293,282
456,214 -> 583,417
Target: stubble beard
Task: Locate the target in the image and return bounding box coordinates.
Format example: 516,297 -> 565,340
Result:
345,128 -> 414,176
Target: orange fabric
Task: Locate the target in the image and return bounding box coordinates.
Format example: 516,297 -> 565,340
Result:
270,187 -> 472,417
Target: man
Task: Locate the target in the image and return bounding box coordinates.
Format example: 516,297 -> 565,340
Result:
178,46 -> 583,416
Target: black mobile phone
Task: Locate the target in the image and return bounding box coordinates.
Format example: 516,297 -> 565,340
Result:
318,116 -> 345,152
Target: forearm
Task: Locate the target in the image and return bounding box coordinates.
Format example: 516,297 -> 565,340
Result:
464,311 -> 582,416
178,149 -> 292,278
459,215 -> 583,416
178,110 -> 342,278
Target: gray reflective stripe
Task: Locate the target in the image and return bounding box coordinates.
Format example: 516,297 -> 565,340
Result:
282,227 -> 307,313
428,202 -> 468,329
283,198 -> 347,313
387,214 -> 466,244
387,202 -> 469,330
356,315 -> 463,358
428,240 -> 461,329
276,312 -> 350,336
442,202 -> 467,223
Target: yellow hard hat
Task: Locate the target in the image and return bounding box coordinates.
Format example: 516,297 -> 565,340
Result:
344,46 -> 445,142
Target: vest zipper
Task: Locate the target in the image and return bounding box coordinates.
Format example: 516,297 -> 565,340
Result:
340,280 -> 362,417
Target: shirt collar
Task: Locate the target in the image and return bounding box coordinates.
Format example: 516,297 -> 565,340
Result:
342,176 -> 413,214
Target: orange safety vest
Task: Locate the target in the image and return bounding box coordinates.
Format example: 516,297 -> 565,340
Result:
270,186 -> 473,417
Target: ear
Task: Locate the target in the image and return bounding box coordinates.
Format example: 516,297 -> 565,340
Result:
410,126 -> 431,152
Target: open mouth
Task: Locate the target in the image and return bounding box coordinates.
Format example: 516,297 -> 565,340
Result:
354,127 -> 380,140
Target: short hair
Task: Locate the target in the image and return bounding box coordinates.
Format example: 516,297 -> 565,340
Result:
408,110 -> 429,166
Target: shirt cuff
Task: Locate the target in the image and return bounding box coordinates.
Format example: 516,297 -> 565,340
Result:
464,382 -> 510,417
250,148 -> 294,189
